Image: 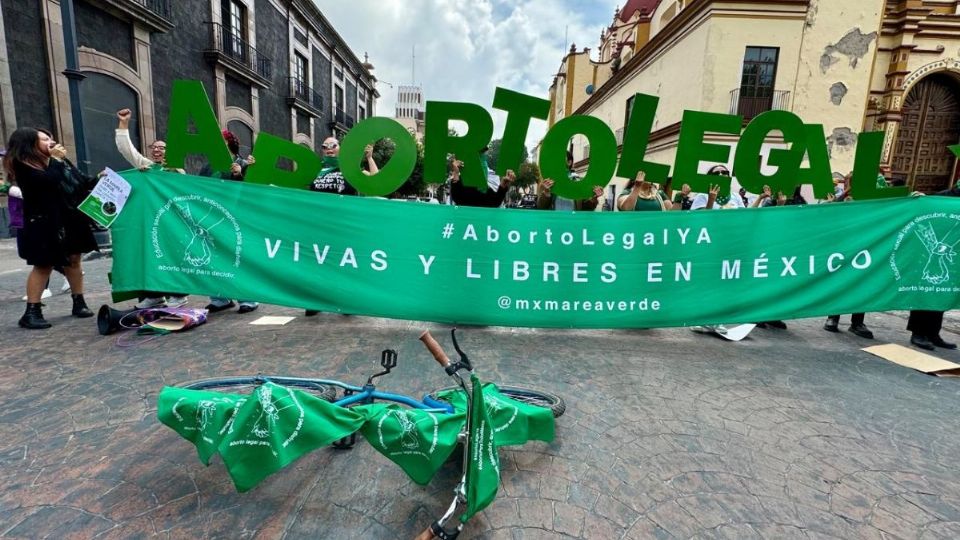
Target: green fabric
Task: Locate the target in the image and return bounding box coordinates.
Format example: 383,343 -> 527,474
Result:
358,403 -> 463,485
322,155 -> 339,169
158,383 -> 368,492
434,383 -> 554,447
618,190 -> 666,211
158,380 -> 556,493
461,374 -> 500,522
113,170 -> 960,328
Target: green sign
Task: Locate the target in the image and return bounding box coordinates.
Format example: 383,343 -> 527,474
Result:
166,79 -> 904,201
112,170 -> 960,328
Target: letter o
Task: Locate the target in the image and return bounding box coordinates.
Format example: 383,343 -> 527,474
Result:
340,117 -> 417,196
539,115 -> 617,200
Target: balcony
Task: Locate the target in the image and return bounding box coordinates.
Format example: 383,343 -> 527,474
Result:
328,109 -> 355,132
728,89 -> 791,120
286,77 -> 323,117
202,22 -> 272,88
100,0 -> 172,32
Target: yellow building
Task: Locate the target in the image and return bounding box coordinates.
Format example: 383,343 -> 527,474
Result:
547,0 -> 960,198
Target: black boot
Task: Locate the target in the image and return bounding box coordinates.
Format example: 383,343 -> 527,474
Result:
823,316 -> 840,333
19,303 -> 52,329
72,294 -> 94,318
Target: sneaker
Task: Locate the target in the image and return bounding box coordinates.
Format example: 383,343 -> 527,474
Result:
823,317 -> 840,333
930,335 -> 958,350
21,289 -> 53,302
135,296 -> 166,309
305,310 -> 319,317
165,295 -> 188,308
237,302 -> 258,314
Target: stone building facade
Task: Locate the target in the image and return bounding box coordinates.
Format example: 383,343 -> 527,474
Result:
0,0 -> 378,175
547,0 -> 960,197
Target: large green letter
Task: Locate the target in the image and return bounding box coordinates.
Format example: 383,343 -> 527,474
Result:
165,80 -> 232,171
795,124 -> 835,199
246,132 -> 322,189
616,93 -> 670,183
851,131 -> 907,200
340,117 -> 417,196
733,110 -> 804,194
492,88 -> 550,176
539,115 -> 617,200
423,101 -> 494,189
673,111 -> 741,196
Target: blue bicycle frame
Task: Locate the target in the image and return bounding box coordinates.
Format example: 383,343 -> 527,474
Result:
260,376 -> 456,413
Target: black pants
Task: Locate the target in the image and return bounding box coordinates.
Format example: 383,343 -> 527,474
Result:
828,313 -> 865,325
907,310 -> 944,337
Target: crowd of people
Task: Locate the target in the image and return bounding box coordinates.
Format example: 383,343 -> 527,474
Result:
1,115 -> 956,352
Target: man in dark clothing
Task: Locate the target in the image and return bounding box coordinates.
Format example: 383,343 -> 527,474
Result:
449,149 -> 514,207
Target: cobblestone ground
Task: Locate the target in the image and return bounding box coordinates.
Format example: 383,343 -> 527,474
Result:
2,248 -> 960,538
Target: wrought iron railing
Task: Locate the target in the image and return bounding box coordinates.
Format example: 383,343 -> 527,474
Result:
133,0 -> 172,19
288,77 -> 323,111
728,88 -> 791,120
346,113 -> 355,128
204,22 -> 271,80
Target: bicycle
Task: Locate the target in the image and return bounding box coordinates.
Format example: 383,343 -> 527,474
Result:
158,329 -> 565,539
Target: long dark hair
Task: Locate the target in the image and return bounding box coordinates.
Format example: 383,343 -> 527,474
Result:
3,128 -> 47,183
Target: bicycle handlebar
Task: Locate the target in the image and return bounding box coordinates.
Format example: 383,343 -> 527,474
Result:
419,330 -> 451,368
414,525 -> 435,540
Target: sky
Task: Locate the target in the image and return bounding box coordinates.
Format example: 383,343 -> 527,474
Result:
315,0 -> 614,152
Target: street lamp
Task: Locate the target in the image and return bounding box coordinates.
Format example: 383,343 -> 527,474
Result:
59,0 -> 89,173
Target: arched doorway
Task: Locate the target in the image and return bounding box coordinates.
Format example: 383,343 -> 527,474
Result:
79,73 -> 140,174
226,120 -> 253,157
892,73 -> 960,192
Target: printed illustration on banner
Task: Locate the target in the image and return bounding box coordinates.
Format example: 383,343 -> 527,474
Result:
890,213 -> 960,287
151,195 -> 243,275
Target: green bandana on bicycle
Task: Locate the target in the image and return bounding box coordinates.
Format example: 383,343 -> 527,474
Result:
358,403 -> 464,485
461,374 -> 500,521
157,380 -> 556,493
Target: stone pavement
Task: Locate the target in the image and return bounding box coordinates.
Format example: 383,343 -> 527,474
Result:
2,245 -> 960,539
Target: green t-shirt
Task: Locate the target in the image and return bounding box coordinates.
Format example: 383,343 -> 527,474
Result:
619,190 -> 667,211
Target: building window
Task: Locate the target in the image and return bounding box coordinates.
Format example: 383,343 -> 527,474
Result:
359,105 -> 366,120
222,0 -> 247,55
624,95 -> 635,128
737,46 -> 779,118
359,87 -> 366,103
294,27 -> 308,47
293,52 -> 308,95
335,85 -> 343,111
334,64 -> 343,80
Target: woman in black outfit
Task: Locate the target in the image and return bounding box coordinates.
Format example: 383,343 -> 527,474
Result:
5,128 -> 96,329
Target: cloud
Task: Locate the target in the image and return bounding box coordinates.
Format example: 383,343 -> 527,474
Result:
315,0 -> 609,152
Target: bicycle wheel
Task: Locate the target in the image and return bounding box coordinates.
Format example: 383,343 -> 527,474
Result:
175,375 -> 338,402
426,384 -> 566,418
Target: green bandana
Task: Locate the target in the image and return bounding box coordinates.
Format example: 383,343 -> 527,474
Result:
158,381 -> 555,493
322,155 -> 339,169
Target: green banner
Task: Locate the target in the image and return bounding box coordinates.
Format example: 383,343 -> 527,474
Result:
113,170 -> 960,328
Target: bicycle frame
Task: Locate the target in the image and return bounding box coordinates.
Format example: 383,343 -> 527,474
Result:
250,375 -> 457,413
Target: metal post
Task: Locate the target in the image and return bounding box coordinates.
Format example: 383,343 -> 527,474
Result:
59,0 -> 89,173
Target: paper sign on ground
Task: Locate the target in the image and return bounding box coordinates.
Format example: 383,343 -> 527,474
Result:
249,316 -> 296,326
78,168 -> 132,227
862,343 -> 960,377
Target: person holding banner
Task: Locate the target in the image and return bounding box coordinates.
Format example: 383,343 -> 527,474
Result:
617,171 -> 673,211
449,147 -> 515,208
537,151 -> 603,211
200,130 -> 258,315
5,128 -> 95,329
304,136 -> 377,317
114,108 -> 188,309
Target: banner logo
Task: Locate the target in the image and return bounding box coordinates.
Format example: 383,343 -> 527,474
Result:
891,213 -> 960,288
152,195 -> 243,277
376,409 -> 440,460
